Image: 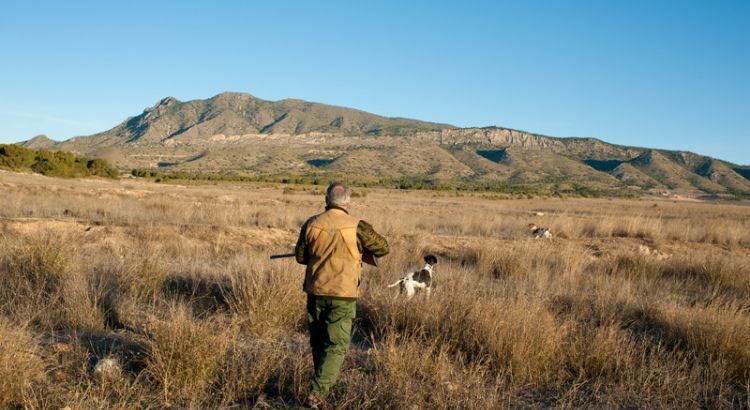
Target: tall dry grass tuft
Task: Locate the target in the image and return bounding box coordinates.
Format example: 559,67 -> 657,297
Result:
125,249 -> 173,305
477,243 -> 532,281
224,255 -> 305,337
655,303 -> 750,381
0,232 -> 100,329
333,334 -> 501,409
0,231 -> 74,300
0,321 -> 45,409
217,333 -> 311,406
144,305 -> 228,405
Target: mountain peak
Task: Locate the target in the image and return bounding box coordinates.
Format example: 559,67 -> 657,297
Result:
158,96 -> 179,106
209,91 -> 261,102
18,134 -> 57,149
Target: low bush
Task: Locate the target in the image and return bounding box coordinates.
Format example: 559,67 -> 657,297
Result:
0,144 -> 118,178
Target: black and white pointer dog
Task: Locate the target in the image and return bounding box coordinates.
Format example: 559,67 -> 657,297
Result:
388,255 -> 438,299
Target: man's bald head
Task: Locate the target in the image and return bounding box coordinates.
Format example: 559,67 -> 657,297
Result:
326,183 -> 352,208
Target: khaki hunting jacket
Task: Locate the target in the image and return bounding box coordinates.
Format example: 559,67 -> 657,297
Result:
295,206 -> 389,298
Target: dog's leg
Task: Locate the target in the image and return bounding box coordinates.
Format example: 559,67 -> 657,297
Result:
425,287 -> 432,299
405,282 -> 415,300
397,283 -> 406,301
393,284 -> 403,301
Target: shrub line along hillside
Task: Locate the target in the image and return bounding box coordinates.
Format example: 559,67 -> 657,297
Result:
0,144 -> 119,179
130,168 -> 646,198
2,143 -> 746,199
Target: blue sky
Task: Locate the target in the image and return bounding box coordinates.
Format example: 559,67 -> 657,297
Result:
0,0 -> 748,164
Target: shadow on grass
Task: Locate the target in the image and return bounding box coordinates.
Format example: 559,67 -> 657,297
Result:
78,330 -> 151,375
161,275 -> 232,316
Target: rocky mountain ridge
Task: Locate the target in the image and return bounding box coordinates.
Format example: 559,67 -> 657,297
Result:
19,92 -> 750,196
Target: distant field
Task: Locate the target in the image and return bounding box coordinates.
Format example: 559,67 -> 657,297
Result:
0,170 -> 749,408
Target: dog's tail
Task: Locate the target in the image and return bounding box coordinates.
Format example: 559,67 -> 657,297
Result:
387,279 -> 403,288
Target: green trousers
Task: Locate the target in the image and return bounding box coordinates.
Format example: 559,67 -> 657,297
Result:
306,294 -> 357,399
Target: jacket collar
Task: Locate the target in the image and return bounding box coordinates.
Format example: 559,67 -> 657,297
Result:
325,205 -> 349,214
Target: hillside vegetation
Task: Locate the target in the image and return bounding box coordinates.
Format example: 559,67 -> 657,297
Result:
0,144 -> 118,178
0,172 -> 749,408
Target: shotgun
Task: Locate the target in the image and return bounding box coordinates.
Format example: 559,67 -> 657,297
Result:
269,253 -> 296,260
270,251 -> 379,267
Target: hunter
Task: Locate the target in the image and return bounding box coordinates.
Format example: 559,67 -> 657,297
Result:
295,182 -> 389,408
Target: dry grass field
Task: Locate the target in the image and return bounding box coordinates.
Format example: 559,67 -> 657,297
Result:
1,170 -> 749,409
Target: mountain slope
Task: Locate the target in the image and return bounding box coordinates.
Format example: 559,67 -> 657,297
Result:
689,158 -> 750,192
628,150 -> 727,193
20,92 -> 749,196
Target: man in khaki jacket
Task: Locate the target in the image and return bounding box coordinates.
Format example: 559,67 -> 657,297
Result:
295,182 -> 389,407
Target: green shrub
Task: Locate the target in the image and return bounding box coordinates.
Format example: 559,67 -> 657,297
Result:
0,144 -> 35,169
86,158 -> 119,178
0,144 -> 118,179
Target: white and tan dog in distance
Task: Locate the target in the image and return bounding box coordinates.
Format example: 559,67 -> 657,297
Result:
528,223 -> 553,239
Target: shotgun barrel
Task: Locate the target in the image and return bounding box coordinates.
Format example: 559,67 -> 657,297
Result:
270,251 -> 378,267
269,253 -> 296,259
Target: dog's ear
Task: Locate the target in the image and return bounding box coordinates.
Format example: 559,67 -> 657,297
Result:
424,254 -> 438,265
